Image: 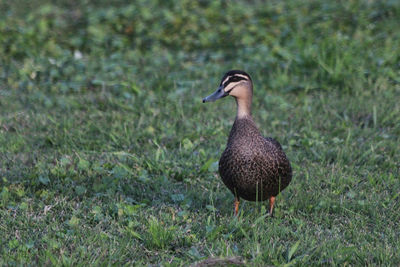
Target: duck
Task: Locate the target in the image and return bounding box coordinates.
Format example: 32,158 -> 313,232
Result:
202,70 -> 292,216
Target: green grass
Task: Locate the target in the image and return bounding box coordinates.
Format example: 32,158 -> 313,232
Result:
1,0 -> 399,265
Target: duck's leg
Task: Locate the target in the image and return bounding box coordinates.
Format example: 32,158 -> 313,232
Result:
268,196 -> 276,216
234,197 -> 240,216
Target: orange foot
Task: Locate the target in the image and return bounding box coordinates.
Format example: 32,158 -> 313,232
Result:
234,198 -> 240,216
269,196 -> 276,216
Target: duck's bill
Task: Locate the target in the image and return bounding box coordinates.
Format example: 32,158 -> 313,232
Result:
202,86 -> 228,103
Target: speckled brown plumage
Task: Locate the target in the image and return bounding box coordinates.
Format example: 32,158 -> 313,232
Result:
203,70 -> 292,215
219,115 -> 292,202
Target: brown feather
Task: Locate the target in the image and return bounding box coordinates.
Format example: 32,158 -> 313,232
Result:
219,115 -> 292,201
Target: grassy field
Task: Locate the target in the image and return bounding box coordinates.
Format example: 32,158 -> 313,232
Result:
1,0 -> 399,265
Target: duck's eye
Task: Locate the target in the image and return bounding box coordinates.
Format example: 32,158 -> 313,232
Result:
223,77 -> 238,87
221,75 -> 248,87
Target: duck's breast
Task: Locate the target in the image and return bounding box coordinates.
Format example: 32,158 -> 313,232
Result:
219,133 -> 292,201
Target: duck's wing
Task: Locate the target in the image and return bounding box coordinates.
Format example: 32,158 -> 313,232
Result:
264,137 -> 282,150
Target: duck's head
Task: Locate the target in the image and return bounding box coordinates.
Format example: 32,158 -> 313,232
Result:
202,70 -> 253,103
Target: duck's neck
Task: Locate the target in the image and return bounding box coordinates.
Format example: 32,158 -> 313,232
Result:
228,106 -> 259,144
235,96 -> 252,119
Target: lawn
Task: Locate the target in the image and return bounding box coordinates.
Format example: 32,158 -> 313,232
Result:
0,0 -> 399,265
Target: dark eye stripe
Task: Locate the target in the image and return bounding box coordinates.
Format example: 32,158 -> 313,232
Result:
222,75 -> 248,87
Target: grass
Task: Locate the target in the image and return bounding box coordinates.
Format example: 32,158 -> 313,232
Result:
0,0 -> 399,265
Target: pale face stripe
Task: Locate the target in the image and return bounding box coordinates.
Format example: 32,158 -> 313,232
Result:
234,74 -> 249,80
221,76 -> 231,86
224,80 -> 247,92
224,82 -> 236,92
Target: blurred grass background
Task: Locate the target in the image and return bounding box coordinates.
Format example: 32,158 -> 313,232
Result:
0,0 -> 399,265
